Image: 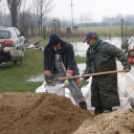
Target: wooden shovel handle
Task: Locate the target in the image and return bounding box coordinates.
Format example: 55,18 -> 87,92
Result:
58,70 -> 124,81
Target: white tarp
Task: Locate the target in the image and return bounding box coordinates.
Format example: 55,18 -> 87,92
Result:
36,67 -> 134,110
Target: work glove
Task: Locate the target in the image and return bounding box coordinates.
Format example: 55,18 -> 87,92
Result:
65,79 -> 69,86
65,73 -> 72,86
44,73 -> 55,85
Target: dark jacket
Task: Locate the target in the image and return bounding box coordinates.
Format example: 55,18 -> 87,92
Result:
84,40 -> 130,108
44,40 -> 79,75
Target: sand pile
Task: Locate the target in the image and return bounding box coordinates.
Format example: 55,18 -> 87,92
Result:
73,109 -> 134,134
0,92 -> 92,134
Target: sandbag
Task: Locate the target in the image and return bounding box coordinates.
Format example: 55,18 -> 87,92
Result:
36,82 -> 65,96
125,67 -> 134,106
113,73 -> 132,109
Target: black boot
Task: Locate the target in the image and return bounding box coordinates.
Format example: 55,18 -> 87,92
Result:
79,101 -> 87,110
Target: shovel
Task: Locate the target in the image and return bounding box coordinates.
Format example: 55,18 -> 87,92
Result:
46,70 -> 125,85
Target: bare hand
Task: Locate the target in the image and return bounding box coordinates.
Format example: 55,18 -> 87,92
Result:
82,74 -> 88,79
124,67 -> 130,72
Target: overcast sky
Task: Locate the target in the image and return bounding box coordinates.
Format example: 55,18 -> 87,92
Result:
18,0 -> 134,22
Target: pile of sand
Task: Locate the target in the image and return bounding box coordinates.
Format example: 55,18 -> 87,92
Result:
1,92 -> 134,134
0,92 -> 92,134
73,109 -> 134,134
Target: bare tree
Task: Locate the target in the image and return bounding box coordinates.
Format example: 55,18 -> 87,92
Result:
18,1 -> 36,38
34,0 -> 54,35
121,18 -> 134,51
7,0 -> 22,27
18,10 -> 31,37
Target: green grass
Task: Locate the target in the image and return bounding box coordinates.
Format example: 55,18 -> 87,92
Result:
75,55 -> 86,63
26,36 -> 49,47
0,49 -> 44,92
0,50 -> 87,92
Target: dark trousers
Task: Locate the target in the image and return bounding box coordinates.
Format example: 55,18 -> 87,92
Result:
95,107 -> 113,114
0,53 -> 8,63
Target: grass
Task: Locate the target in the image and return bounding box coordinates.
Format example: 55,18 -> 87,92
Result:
26,36 -> 48,47
0,49 -> 87,92
0,49 -> 44,92
75,55 -> 86,63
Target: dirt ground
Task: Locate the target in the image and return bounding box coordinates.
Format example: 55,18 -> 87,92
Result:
0,92 -> 92,134
73,109 -> 134,134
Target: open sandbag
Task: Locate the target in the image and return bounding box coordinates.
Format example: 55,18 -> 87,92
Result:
36,81 -> 65,96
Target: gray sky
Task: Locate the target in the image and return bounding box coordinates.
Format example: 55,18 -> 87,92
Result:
52,0 -> 134,22
16,0 -> 134,22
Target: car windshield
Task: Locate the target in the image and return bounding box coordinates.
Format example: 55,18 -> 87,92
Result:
0,30 -> 11,39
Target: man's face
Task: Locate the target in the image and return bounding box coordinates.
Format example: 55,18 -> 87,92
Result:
51,42 -> 61,49
87,39 -> 96,46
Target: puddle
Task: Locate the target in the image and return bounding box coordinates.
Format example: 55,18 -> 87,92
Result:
27,74 -> 44,82
72,38 -> 122,56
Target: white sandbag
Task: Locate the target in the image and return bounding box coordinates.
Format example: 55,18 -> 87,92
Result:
125,67 -> 134,106
113,72 -> 132,109
126,87 -> 134,107
82,77 -> 94,110
45,83 -> 65,96
36,81 -> 46,93
36,82 -> 65,96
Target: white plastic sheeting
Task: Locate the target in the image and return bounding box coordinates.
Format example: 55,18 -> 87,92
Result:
36,67 -> 134,110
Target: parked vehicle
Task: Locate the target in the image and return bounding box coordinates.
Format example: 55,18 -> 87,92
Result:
26,40 -> 42,49
125,46 -> 134,64
0,27 -> 25,51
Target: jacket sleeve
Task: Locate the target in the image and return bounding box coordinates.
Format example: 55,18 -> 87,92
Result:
44,47 -> 51,74
66,44 -> 76,74
106,43 -> 130,68
84,48 -> 91,74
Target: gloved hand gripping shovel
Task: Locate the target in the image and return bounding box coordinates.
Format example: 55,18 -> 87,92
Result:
45,70 -> 125,85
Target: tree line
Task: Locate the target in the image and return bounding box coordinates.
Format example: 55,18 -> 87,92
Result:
0,0 -> 54,37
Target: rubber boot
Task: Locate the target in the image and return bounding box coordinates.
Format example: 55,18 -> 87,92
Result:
79,101 -> 87,110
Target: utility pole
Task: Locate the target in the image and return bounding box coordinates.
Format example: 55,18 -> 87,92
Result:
70,0 -> 74,43
53,19 -> 57,34
121,19 -> 124,45
70,0 -> 74,28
